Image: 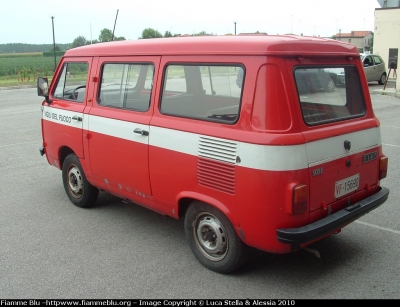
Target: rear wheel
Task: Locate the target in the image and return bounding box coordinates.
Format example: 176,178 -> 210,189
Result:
184,201 -> 247,273
378,73 -> 387,85
325,79 -> 336,92
62,154 -> 98,208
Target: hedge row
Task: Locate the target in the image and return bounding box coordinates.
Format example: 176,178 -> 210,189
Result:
0,52 -> 42,58
43,51 -> 66,57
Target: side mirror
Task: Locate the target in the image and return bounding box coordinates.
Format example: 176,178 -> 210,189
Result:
37,77 -> 48,96
37,77 -> 52,104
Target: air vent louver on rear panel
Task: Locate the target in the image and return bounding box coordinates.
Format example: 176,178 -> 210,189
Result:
198,136 -> 237,194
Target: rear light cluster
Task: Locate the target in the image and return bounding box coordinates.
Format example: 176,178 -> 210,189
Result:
379,155 -> 388,180
292,184 -> 308,215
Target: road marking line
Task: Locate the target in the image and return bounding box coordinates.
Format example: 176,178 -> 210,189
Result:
355,220 -> 400,234
382,143 -> 400,148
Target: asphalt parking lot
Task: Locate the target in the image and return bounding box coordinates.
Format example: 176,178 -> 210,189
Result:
0,84 -> 399,299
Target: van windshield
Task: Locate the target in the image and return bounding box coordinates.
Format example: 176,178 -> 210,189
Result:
294,66 -> 366,126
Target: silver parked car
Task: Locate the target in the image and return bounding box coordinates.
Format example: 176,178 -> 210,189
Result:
324,68 -> 346,86
361,54 -> 387,85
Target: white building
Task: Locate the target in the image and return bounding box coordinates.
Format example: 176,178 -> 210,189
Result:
374,0 -> 400,91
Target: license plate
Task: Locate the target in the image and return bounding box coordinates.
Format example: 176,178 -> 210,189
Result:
335,174 -> 360,198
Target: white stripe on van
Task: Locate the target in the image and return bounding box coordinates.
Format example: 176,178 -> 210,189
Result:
89,115 -> 149,145
148,126 -> 380,171
42,107 -> 381,172
149,126 -> 309,171
42,106 -> 84,129
306,128 -> 381,166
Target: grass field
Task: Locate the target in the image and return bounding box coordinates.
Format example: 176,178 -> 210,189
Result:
0,52 -> 61,87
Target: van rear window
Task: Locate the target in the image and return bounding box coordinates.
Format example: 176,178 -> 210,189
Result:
160,64 -> 243,123
294,66 -> 366,125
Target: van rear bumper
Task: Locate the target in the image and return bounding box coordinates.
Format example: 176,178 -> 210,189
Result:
277,187 -> 390,245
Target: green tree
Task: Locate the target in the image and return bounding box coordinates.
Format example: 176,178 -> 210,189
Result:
99,28 -> 113,42
98,28 -> 125,42
164,31 -> 173,37
49,45 -> 61,51
140,28 -> 163,39
71,36 -> 88,48
113,35 -> 126,41
193,31 -> 207,36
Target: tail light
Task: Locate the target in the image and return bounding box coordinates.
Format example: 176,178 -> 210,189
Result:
292,184 -> 308,215
379,155 -> 388,180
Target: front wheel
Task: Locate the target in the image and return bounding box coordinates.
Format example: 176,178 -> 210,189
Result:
378,73 -> 387,85
184,201 -> 247,273
62,154 -> 98,208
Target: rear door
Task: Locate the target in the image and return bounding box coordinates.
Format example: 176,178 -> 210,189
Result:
293,64 -> 381,214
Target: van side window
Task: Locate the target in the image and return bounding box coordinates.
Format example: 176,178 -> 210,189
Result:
295,66 -> 366,125
160,64 -> 243,123
53,62 -> 88,102
98,63 -> 154,112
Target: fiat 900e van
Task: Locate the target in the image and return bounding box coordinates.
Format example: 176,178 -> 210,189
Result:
37,35 -> 389,273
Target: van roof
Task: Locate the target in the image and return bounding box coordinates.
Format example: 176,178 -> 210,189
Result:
65,35 -> 359,57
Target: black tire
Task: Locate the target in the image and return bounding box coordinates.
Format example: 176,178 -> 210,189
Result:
378,73 -> 387,85
62,154 -> 98,208
184,201 -> 247,273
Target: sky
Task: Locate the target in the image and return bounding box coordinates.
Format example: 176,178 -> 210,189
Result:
1,0 -> 382,45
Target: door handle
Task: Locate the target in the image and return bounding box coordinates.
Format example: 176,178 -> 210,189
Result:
134,128 -> 149,136
72,116 -> 82,122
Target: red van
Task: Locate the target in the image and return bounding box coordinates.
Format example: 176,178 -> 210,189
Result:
37,35 -> 389,273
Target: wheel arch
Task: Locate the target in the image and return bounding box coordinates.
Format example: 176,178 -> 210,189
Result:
58,146 -> 75,170
177,192 -> 235,224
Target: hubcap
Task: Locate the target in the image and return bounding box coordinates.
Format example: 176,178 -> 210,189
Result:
193,212 -> 228,261
326,80 -> 335,92
67,164 -> 83,199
